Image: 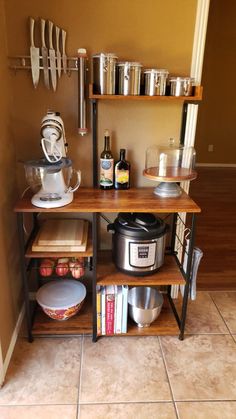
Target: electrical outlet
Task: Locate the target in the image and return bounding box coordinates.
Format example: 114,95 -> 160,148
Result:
208,144 -> 214,152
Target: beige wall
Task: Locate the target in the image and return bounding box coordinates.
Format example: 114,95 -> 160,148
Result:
4,0 -> 197,190
195,0 -> 236,164
0,0 -> 198,360
0,0 -> 22,361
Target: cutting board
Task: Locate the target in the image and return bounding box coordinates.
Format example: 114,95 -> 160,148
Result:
32,220 -> 88,252
37,219 -> 84,246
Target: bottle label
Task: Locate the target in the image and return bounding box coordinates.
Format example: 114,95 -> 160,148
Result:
100,158 -> 114,186
115,168 -> 129,184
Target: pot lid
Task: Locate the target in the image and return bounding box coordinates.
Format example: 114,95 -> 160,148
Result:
24,157 -> 73,170
36,280 -> 86,310
117,61 -> 143,67
169,77 -> 195,82
93,52 -> 118,58
144,68 -> 169,74
114,212 -> 167,238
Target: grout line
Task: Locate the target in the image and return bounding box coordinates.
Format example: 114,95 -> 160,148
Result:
174,401 -> 181,419
77,335 -> 84,408
158,336 -> 179,419
208,293 -> 234,338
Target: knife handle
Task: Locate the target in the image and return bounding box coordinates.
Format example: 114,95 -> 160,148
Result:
30,17 -> 35,47
62,29 -> 66,55
56,26 -> 60,52
41,18 -> 46,48
48,20 -> 54,50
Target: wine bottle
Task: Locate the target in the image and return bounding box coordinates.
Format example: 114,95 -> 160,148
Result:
114,149 -> 130,189
100,129 -> 114,189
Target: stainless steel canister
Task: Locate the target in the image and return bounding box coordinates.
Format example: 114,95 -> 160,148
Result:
117,62 -> 142,95
169,77 -> 195,96
92,53 -> 118,94
144,69 -> 169,96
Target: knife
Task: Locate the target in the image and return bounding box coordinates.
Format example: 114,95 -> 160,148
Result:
62,29 -> 67,74
48,20 -> 57,91
55,26 -> 62,78
29,17 -> 40,88
40,18 -> 50,89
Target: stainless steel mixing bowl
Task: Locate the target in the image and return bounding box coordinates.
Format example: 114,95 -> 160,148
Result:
128,287 -> 163,327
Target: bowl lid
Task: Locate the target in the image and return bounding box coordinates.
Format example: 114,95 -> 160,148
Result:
36,280 -> 86,310
24,157 -> 73,170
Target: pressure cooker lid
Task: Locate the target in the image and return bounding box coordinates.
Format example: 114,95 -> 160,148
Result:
114,212 -> 167,238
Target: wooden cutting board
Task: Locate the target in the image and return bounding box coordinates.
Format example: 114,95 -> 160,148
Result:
32,220 -> 88,252
38,219 -> 84,246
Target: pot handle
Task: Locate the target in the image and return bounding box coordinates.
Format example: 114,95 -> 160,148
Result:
107,223 -> 115,233
67,169 -> 81,193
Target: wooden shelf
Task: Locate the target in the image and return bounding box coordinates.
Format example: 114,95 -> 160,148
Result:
97,251 -> 185,286
32,294 -> 93,336
98,295 -> 179,336
89,84 -> 203,102
14,187 -> 201,214
25,230 -> 93,258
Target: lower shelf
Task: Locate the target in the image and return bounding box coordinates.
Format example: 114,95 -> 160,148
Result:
32,294 -> 179,337
32,294 -> 93,336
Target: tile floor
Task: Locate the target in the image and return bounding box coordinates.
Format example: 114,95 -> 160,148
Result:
0,291 -> 236,419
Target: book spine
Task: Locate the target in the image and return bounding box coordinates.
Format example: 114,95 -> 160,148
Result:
101,286 -> 106,335
105,285 -> 115,335
121,285 -> 128,334
115,286 -> 123,334
96,286 -> 101,336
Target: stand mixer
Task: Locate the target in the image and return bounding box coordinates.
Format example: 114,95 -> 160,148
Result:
24,111 -> 81,208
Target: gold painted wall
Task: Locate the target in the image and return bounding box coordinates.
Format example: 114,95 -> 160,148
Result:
195,0 -> 236,164
1,0 -> 197,358
4,0 -> 197,190
0,0 -> 22,360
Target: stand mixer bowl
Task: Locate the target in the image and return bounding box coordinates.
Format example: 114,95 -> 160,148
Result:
24,158 -> 81,208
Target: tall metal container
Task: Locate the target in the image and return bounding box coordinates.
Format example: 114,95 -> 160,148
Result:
92,53 -> 118,94
144,69 -> 169,96
117,62 -> 142,95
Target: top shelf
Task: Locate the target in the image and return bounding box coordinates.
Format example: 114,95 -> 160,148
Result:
14,187 -> 201,213
89,84 -> 203,102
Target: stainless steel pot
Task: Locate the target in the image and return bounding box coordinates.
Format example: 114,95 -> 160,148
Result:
144,69 -> 169,96
169,77 -> 194,96
117,62 -> 142,95
107,213 -> 169,275
92,53 -> 117,94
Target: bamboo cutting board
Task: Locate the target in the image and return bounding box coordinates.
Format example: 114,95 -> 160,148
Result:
38,219 -> 84,246
32,220 -> 89,252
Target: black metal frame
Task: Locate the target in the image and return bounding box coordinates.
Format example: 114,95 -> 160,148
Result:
90,98 -> 198,341
17,99 -> 197,344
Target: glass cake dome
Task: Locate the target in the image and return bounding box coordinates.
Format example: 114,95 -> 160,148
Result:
143,139 -> 197,197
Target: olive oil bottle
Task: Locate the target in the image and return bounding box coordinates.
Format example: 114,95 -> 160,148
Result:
100,130 -> 114,189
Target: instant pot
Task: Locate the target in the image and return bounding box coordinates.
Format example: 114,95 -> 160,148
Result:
107,213 -> 169,276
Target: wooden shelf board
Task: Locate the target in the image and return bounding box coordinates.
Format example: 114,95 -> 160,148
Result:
89,84 -> 203,102
98,295 -> 179,336
97,251 -> 185,286
14,188 -> 201,214
32,294 -> 93,336
25,229 -> 93,258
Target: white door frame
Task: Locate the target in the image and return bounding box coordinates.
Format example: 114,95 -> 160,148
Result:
0,340 -> 4,387
172,0 -> 210,298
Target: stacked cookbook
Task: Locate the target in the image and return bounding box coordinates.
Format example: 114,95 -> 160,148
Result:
96,285 -> 128,335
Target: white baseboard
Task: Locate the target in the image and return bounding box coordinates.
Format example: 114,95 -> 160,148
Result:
196,163 -> 236,167
1,304 -> 25,385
